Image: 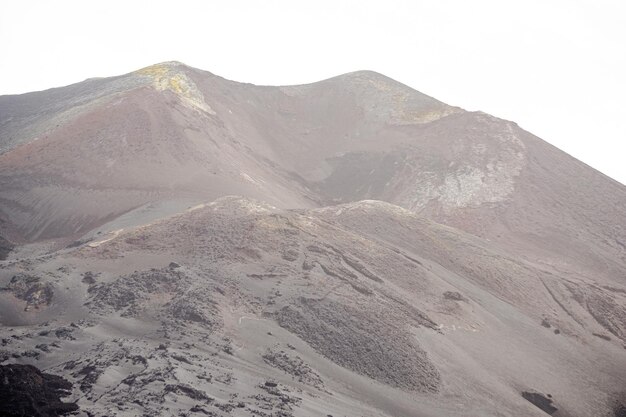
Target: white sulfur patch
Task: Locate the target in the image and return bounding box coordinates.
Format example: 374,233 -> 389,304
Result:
403,117 -> 527,212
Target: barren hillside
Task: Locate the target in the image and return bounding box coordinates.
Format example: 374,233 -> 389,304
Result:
0,63 -> 625,417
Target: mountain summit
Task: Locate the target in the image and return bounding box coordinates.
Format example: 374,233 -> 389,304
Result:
0,63 -> 625,417
1,62 -> 623,275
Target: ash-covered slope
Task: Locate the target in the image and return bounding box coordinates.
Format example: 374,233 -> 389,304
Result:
1,197 -> 624,416
1,62 -> 624,284
1,63 -> 626,416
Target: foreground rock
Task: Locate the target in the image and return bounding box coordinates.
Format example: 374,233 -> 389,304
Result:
0,364 -> 78,416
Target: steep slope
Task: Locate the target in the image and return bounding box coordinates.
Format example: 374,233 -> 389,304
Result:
0,62 -> 318,242
0,198 -> 624,416
1,62 -> 625,416
0,62 -> 624,283
0,61 -> 466,245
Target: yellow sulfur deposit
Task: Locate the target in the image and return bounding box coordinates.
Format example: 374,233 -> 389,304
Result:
135,62 -> 216,115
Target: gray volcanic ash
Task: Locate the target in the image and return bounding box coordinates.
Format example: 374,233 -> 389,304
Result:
0,62 -> 625,417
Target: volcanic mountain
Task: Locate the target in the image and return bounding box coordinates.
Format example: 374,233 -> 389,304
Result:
0,62 -> 624,417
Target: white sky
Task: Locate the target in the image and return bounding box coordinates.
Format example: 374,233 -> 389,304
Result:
1,0 -> 625,184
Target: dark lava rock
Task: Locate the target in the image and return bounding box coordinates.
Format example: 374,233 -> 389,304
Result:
612,392 -> 626,417
66,238 -> 92,248
0,364 -> 78,416
522,391 -> 558,415
75,364 -> 102,392
54,327 -> 76,340
262,349 -> 324,388
0,235 -> 13,260
276,298 -> 441,393
443,291 -> 467,302
189,404 -> 213,415
169,262 -> 181,269
171,354 -> 191,364
87,268 -> 220,330
1,274 -> 54,311
169,299 -> 208,324
164,383 -> 211,401
35,343 -> 50,352
81,271 -> 96,285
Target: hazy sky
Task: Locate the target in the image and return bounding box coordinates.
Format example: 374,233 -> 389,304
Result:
1,0 -> 625,184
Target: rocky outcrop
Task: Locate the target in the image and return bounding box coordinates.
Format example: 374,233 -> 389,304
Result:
275,297 -> 441,393
522,391 -> 558,415
0,235 -> 12,260
1,274 -> 53,311
87,267 -> 221,330
0,364 -> 78,416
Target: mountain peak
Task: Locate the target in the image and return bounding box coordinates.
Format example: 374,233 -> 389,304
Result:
337,69 -> 389,79
137,60 -> 188,71
133,61 -> 189,78
134,61 -> 215,115
334,71 -> 461,124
